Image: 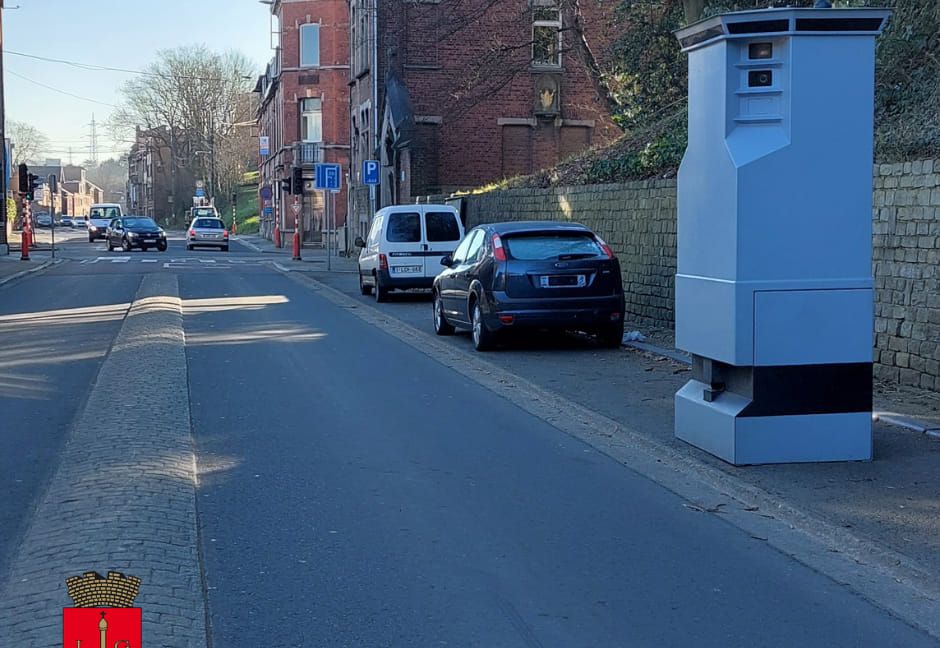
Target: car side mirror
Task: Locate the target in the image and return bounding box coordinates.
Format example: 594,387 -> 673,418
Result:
440,255 -> 453,267
354,236 -> 366,248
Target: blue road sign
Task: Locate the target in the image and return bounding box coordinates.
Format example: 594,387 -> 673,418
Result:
195,187 -> 206,198
315,163 -> 342,192
363,160 -> 379,186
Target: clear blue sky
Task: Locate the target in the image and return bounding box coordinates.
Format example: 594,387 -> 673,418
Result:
4,0 -> 274,163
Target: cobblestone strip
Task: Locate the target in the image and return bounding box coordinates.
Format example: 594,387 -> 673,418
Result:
0,274 -> 207,647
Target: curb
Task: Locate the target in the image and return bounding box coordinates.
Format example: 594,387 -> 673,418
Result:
279,266 -> 940,641
0,258 -> 60,287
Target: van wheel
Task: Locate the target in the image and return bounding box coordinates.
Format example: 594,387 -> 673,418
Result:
433,292 -> 455,335
359,273 -> 373,296
374,275 -> 388,303
471,302 -> 496,351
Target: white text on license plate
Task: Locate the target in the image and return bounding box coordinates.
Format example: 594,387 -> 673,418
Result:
392,265 -> 421,273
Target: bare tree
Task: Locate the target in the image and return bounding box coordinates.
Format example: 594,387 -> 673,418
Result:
110,46 -> 256,212
8,120 -> 49,165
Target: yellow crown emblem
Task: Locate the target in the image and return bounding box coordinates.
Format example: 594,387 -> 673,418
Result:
65,571 -> 141,608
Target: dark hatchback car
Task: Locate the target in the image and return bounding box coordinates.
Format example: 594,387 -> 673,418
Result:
106,216 -> 168,252
432,221 -> 625,351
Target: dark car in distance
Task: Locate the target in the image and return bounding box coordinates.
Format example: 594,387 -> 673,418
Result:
432,221 -> 625,351
106,216 -> 168,252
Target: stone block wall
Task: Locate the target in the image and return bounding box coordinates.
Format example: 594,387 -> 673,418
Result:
872,160 -> 940,388
464,181 -> 678,327
452,157 -> 940,390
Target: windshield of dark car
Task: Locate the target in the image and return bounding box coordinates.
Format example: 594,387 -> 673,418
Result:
124,218 -> 158,229
503,232 -> 603,260
194,218 -> 224,229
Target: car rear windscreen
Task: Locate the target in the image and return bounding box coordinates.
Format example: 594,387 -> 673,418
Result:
425,212 -> 461,242
194,219 -> 224,229
504,232 -> 603,260
386,212 -> 421,242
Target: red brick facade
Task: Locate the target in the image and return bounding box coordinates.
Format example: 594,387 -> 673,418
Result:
256,0 -> 350,244
348,0 -> 620,240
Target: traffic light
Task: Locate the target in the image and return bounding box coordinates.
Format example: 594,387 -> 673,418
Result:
26,173 -> 41,201
292,167 -> 303,195
280,177 -> 291,194
18,164 -> 28,194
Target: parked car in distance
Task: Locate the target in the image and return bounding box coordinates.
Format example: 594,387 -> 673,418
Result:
186,217 -> 229,251
106,216 -> 167,252
61,216 -> 74,227
432,221 -> 625,351
355,204 -> 464,302
73,217 -> 88,228
35,213 -> 53,228
88,203 -> 123,242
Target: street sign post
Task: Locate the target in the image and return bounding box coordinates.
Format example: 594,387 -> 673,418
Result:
260,135 -> 270,157
363,160 -> 379,186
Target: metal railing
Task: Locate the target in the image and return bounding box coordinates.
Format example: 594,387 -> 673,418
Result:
293,142 -> 322,166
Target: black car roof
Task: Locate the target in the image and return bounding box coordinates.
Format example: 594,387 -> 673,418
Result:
482,220 -> 595,235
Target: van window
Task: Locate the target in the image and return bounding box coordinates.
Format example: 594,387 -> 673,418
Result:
367,216 -> 383,246
386,212 -> 421,243
425,211 -> 461,242
90,206 -> 120,220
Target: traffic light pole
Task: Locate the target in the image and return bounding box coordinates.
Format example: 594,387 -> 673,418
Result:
0,0 -> 8,255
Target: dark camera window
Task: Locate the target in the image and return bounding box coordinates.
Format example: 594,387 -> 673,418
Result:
749,42 -> 773,59
425,212 -> 461,242
748,70 -> 773,87
386,212 -> 421,242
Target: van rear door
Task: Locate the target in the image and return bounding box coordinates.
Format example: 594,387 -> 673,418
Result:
383,211 -> 425,278
422,209 -> 463,279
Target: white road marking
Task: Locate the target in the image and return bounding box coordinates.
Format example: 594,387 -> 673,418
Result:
141,259 -> 158,263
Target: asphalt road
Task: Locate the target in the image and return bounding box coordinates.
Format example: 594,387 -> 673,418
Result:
1,233 -> 935,646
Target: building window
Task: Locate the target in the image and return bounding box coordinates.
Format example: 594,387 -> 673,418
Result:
300,98 -> 323,142
300,23 -> 320,67
532,5 -> 562,67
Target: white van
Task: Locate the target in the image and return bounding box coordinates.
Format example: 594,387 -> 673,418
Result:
355,204 -> 464,302
88,203 -> 123,242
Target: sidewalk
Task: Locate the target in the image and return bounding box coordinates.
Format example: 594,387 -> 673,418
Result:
0,250 -> 57,286
296,267 -> 940,593
235,233 -> 358,272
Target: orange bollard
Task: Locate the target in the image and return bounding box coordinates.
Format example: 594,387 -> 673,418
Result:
20,229 -> 30,261
292,230 -> 301,261
273,223 -> 281,248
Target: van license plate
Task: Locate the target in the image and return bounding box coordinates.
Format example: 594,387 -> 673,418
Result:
393,265 -> 422,274
541,275 -> 586,288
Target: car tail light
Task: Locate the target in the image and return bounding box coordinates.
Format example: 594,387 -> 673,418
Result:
499,315 -> 515,324
223,230 -> 229,238
595,236 -> 615,259
379,253 -> 389,271
189,229 -> 196,237
492,234 -> 506,261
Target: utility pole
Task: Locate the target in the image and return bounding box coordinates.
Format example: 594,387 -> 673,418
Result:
88,114 -> 99,164
0,0 -> 8,255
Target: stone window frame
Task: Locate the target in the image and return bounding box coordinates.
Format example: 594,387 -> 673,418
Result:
531,0 -> 562,69
299,22 -> 321,68
300,97 -> 323,143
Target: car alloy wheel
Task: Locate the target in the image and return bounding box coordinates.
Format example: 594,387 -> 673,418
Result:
472,302 -> 495,351
122,237 -> 132,252
433,293 -> 455,336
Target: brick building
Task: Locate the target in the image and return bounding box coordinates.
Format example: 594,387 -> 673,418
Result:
347,0 -> 621,241
255,0 -> 350,244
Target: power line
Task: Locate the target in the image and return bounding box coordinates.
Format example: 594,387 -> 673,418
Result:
5,49 -> 249,82
6,69 -> 118,107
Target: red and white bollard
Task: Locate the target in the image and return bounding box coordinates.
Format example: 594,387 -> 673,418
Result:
292,216 -> 301,261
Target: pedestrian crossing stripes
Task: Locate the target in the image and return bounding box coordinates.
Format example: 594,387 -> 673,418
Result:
78,256 -> 271,268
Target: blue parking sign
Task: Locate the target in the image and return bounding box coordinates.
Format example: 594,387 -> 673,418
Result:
363,160 -> 379,185
315,163 -> 342,192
